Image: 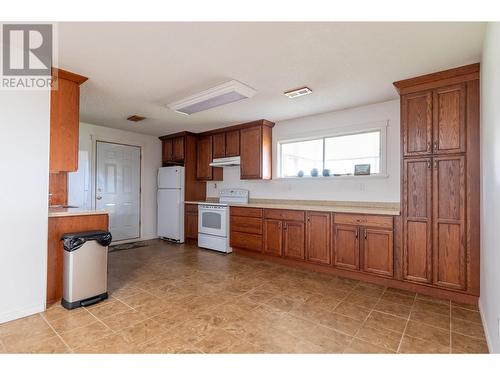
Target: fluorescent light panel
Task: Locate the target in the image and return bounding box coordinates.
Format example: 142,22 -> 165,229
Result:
168,80 -> 257,115
284,87 -> 312,98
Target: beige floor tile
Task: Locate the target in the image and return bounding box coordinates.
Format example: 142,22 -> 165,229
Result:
413,299 -> 450,316
41,304 -> 81,322
118,292 -> 162,309
380,291 -> 415,306
355,325 -> 402,352
194,328 -> 241,353
451,318 -> 486,339
364,311 -> 407,333
385,287 -> 416,298
334,301 -> 371,321
451,332 -> 489,353
100,309 -> 149,331
74,333 -> 138,354
109,285 -> 144,299
86,299 -> 132,320
404,320 -> 450,347
60,321 -> 113,349
374,300 -> 412,319
451,307 -> 482,324
398,335 -> 449,354
416,293 -> 451,306
451,301 -> 479,312
344,338 -> 394,353
320,312 -> 363,336
117,319 -> 167,344
0,314 -> 53,339
226,340 -> 266,354
343,292 -> 380,310
4,335 -> 69,354
409,309 -> 450,330
47,309 -> 98,334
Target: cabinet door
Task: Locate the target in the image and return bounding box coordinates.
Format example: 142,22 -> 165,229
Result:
240,126 -> 262,179
362,228 -> 394,277
433,155 -> 466,290
185,212 -> 198,240
433,84 -> 466,154
196,135 -> 213,180
402,90 -> 433,156
333,225 -> 359,270
283,221 -> 305,260
49,77 -> 80,172
263,219 -> 283,256
162,139 -> 173,163
403,158 -> 433,283
306,212 -> 331,265
213,133 -> 226,158
172,137 -> 185,161
225,130 -> 240,157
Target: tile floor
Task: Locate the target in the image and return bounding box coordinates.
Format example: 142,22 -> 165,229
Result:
0,240 -> 489,354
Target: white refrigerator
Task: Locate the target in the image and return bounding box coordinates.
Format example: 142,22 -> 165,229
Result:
157,166 -> 185,243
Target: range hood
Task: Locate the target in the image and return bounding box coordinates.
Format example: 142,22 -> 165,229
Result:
209,156 -> 241,167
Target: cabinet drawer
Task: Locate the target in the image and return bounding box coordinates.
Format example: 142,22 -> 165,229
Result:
334,213 -> 393,229
264,209 -> 305,222
230,206 -> 263,218
230,216 -> 262,235
230,231 -> 262,252
185,203 -> 198,213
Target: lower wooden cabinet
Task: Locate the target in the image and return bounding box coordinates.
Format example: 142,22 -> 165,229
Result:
333,224 -> 360,270
362,228 -> 394,277
230,207 -> 263,252
185,204 -> 198,241
263,218 -> 305,259
263,219 -> 283,256
306,212 -> 331,265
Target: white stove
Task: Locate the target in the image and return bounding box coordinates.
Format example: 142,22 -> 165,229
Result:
198,189 -> 249,253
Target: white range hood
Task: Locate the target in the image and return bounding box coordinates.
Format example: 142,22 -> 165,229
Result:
209,156 -> 241,167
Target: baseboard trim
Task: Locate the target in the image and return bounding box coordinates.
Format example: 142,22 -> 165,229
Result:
0,303 -> 45,324
478,297 -> 494,353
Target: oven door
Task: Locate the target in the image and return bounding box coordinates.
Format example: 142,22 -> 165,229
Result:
198,205 -> 227,237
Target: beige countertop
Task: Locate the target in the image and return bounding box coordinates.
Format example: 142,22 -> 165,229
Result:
185,199 -> 400,216
48,207 -> 109,218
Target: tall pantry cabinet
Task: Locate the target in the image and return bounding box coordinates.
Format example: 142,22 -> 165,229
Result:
394,63 -> 480,296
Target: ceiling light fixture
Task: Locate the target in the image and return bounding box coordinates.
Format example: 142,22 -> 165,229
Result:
127,115 -> 146,122
284,87 -> 312,99
167,80 -> 257,115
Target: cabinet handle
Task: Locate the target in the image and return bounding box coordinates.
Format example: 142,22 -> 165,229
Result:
284,222 -> 287,230
433,140 -> 439,151
278,222 -> 281,229
427,141 -> 431,151
434,160 -> 438,169
364,230 -> 367,240
355,229 -> 358,239
427,160 -> 431,169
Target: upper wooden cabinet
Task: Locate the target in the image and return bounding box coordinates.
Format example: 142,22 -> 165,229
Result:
196,135 -> 223,181
162,139 -> 173,163
49,69 -> 87,173
402,90 -> 433,156
161,136 -> 185,164
212,133 -> 226,159
172,136 -> 185,161
225,130 -> 240,157
240,121 -> 274,180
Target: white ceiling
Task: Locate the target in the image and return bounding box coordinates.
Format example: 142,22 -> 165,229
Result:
57,22 -> 485,136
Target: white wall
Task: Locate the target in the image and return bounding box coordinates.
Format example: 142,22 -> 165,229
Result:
0,89 -> 50,323
479,22 -> 500,354
207,99 -> 400,203
68,122 -> 162,242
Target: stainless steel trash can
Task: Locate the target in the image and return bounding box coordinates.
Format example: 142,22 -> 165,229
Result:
61,230 -> 112,309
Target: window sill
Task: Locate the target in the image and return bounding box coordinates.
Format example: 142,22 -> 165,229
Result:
276,174 -> 389,181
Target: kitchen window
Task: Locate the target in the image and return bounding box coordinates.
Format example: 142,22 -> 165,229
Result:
279,128 -> 385,178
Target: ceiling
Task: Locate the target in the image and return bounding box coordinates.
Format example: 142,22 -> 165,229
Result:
57,22 -> 485,136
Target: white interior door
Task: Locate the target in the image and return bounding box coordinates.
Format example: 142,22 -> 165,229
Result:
96,141 -> 141,242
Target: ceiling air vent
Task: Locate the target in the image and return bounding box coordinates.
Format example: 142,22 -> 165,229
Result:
284,87 -> 312,98
167,80 -> 257,115
127,115 -> 146,122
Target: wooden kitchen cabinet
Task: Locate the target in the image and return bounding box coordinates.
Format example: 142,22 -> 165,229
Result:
283,221 -> 306,260
240,121 -> 273,180
305,212 -> 331,265
49,69 -> 87,173
333,224 -> 359,270
172,136 -> 185,161
229,207 -> 263,252
403,157 -> 433,284
362,228 -> 394,277
402,90 -> 433,157
225,130 -> 240,157
433,155 -> 466,290
162,139 -> 173,164
196,135 -> 223,181
263,219 -> 283,256
212,133 -> 226,159
185,203 -> 198,242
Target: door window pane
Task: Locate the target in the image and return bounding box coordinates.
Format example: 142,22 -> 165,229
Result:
324,131 -> 380,175
281,139 -> 323,177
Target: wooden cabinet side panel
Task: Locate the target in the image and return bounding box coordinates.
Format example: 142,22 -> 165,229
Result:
196,136 -> 213,180
47,214 -> 109,304
185,212 -> 198,240
263,219 -> 283,256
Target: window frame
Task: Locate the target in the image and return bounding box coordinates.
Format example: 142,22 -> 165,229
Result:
277,122 -> 388,179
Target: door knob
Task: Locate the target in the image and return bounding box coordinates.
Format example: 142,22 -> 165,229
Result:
96,196 -> 102,200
